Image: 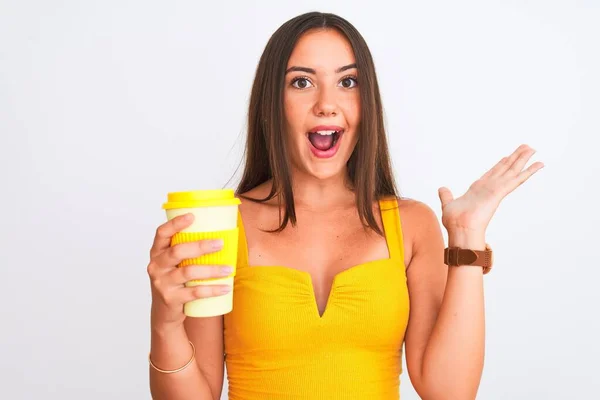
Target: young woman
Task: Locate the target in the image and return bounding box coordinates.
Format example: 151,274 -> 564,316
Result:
146,12 -> 543,400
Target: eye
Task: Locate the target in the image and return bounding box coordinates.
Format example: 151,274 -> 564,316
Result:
339,76 -> 358,89
291,77 -> 314,89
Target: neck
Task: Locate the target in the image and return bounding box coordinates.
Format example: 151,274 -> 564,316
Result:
288,168 -> 356,212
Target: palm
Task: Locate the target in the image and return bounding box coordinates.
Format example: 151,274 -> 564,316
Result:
438,144 -> 544,234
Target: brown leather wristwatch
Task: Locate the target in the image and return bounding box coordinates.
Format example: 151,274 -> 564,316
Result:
444,244 -> 493,274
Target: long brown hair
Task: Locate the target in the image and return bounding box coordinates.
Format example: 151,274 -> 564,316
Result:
235,11 -> 399,235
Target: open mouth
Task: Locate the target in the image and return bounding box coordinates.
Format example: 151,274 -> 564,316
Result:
307,129 -> 343,152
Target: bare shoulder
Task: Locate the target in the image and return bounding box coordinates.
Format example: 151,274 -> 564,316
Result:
239,181 -> 277,204
237,181 -> 280,229
397,197 -> 439,229
395,197 -> 442,266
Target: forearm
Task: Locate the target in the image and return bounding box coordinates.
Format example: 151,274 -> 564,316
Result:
149,324 -> 215,400
420,231 -> 486,399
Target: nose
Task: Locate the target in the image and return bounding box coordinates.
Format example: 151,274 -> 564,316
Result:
313,86 -> 338,117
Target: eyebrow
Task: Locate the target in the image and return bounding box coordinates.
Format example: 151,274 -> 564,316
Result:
285,63 -> 357,74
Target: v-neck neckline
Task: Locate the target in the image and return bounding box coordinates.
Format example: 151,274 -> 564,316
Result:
236,198 -> 401,320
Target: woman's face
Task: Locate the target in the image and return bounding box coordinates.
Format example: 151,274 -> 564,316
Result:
283,28 -> 360,181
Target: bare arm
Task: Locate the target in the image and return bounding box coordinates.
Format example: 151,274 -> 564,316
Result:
403,202 -> 485,400
147,213 -> 231,400
149,317 -> 224,400
405,145 -> 542,399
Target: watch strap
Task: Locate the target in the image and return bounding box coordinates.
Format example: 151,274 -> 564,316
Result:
444,244 -> 493,274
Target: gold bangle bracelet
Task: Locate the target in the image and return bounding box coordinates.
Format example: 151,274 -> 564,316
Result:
149,340 -> 196,374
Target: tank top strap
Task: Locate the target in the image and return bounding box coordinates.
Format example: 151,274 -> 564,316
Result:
236,210 -> 250,269
379,197 -> 405,264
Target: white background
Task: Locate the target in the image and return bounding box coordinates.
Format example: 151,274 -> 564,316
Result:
1,0 -> 598,399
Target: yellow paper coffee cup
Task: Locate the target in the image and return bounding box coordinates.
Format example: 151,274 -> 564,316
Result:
162,189 -> 241,317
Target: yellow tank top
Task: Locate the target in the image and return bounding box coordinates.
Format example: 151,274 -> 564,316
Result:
224,198 -> 410,399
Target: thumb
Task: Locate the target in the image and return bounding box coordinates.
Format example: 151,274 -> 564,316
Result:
438,187 -> 454,208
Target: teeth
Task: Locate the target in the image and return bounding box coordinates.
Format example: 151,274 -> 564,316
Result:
315,130 -> 337,136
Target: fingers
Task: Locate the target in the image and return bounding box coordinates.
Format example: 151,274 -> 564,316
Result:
179,284 -> 233,303
169,265 -> 234,286
507,146 -> 537,175
516,161 -> 545,186
149,239 -> 224,276
150,214 -> 195,259
147,215 -> 234,322
491,145 -> 526,177
489,145 -> 544,194
438,187 -> 454,208
481,157 -> 508,179
149,265 -> 233,308
487,144 -> 535,178
152,282 -> 232,311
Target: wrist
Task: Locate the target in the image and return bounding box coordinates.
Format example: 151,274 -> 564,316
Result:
149,321 -> 194,374
151,320 -> 186,339
447,229 -> 486,250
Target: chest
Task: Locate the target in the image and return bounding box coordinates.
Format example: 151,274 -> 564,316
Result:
250,215 -> 389,269
245,208 -> 391,314
224,259 -> 410,351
